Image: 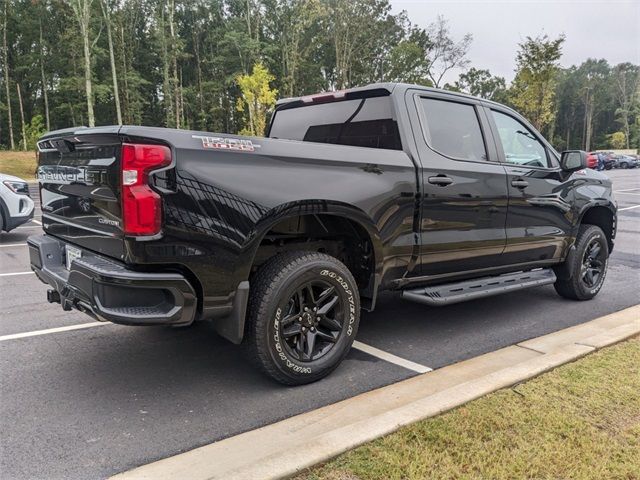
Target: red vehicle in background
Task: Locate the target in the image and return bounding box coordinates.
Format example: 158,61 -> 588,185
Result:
586,152 -> 598,169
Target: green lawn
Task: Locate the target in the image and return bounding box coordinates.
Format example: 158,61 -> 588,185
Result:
0,151 -> 37,180
298,337 -> 640,480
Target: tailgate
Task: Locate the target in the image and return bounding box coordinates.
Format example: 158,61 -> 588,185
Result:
37,128 -> 125,259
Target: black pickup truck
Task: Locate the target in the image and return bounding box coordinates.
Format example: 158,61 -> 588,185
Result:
29,83 -> 616,385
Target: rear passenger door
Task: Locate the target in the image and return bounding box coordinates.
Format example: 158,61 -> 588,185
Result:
408,91 -> 509,277
485,106 -> 571,265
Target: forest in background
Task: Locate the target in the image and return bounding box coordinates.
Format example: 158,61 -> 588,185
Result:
0,0 -> 638,152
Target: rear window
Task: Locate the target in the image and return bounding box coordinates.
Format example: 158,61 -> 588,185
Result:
268,96 -> 402,150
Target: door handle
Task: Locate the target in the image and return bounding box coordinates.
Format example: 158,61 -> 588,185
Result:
428,175 -> 454,186
511,179 -> 529,189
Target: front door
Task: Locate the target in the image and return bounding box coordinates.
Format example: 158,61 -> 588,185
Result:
486,107 -> 572,265
409,92 -> 509,277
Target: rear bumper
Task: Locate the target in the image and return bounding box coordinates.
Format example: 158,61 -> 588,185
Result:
27,234 -> 197,326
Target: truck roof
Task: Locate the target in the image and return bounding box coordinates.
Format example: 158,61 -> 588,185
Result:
275,82 -> 506,110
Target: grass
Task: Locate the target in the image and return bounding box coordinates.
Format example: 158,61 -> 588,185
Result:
0,150 -> 37,180
297,337 -> 640,480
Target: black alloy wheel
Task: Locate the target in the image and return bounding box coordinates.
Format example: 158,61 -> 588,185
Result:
244,251 -> 360,385
554,224 -> 609,301
279,281 -> 344,362
581,239 -> 605,288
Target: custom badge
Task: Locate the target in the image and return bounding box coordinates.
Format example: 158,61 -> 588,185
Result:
192,135 -> 260,152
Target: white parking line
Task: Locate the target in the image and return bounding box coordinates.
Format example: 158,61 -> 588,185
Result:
352,340 -> 432,373
615,192 -> 640,196
0,322 -> 108,342
0,319 -> 431,374
619,204 -> 640,212
14,225 -> 40,230
32,219 -> 42,225
0,243 -> 27,248
615,188 -> 640,192
0,271 -> 33,277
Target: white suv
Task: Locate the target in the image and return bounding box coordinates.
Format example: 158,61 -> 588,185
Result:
0,173 -> 35,233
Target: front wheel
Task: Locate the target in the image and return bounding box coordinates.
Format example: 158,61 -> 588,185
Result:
554,225 -> 609,301
244,251 -> 360,385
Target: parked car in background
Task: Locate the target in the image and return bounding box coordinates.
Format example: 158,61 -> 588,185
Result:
613,155 -> 639,169
0,173 -> 34,233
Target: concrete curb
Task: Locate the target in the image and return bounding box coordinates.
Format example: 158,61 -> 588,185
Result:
111,304 -> 640,480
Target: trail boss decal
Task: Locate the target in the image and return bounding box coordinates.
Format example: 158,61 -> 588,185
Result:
192,135 -> 260,152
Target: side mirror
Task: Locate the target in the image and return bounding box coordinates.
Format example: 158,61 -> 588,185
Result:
561,150 -> 587,172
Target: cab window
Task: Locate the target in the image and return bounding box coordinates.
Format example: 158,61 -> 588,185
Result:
418,97 -> 487,162
491,110 -> 549,168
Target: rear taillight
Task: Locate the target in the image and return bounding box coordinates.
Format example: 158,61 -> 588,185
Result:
121,143 -> 171,236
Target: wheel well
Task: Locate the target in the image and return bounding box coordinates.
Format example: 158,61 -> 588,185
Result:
580,206 -> 614,251
0,197 -> 8,232
252,214 -> 376,296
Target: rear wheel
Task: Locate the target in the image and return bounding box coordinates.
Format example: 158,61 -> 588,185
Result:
554,225 -> 609,300
0,211 -> 4,232
244,251 -> 360,385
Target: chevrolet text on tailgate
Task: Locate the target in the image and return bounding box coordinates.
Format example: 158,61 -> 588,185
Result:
28,83 -> 617,385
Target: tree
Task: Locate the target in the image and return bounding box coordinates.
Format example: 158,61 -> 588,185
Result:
553,66 -> 581,150
39,16 -> 50,131
236,62 -> 277,136
607,131 -> 626,149
0,1 -> 635,153
67,0 -> 99,127
424,16 -> 472,88
16,83 -> 26,150
451,67 -> 506,101
262,0 -> 323,97
576,59 -> 610,151
612,63 -> 640,149
100,0 -> 122,124
509,34 -> 565,133
2,0 -> 14,149
25,115 -> 47,150
384,27 -> 432,86
323,0 -> 406,89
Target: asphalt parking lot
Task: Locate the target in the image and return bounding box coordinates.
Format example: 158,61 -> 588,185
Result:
1,169 -> 639,480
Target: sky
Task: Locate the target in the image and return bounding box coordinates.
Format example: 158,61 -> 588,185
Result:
390,0 -> 640,85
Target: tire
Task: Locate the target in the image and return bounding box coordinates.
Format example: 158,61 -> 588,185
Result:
244,251 -> 360,385
554,225 -> 609,301
0,211 -> 4,232
621,163 -> 628,169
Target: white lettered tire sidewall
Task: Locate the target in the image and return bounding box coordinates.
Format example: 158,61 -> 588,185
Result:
246,251 -> 361,385
577,229 -> 609,297
267,263 -> 359,380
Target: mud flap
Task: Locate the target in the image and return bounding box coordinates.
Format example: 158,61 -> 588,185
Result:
215,281 -> 250,344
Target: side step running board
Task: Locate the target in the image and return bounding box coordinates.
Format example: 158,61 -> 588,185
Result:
401,269 -> 557,307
